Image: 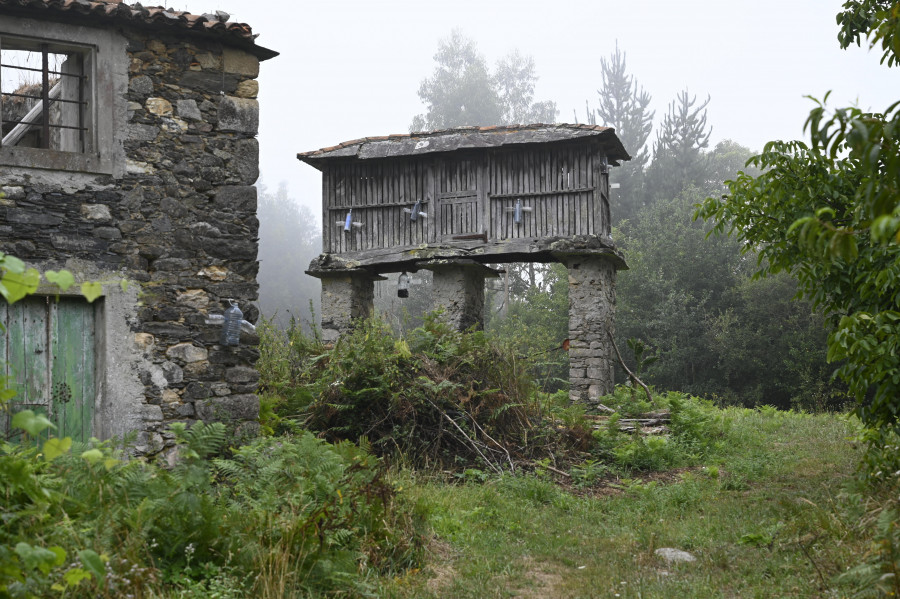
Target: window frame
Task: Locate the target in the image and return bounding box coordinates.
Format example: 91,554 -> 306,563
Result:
1,36 -> 93,153
0,15 -> 125,176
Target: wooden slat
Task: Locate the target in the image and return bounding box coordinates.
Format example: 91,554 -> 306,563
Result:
54,298 -> 95,442
426,159 -> 435,243
5,302 -> 26,442
487,187 -> 595,200
80,301 -> 96,442
494,153 -> 501,238
579,147 -> 587,190
438,194 -> 478,205
588,152 -> 606,235
380,169 -> 387,249
479,156 -> 489,241
389,166 -> 396,248
0,302 -> 7,437
23,299 -> 49,410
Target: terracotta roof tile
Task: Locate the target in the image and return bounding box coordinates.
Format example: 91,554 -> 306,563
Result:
0,0 -> 277,59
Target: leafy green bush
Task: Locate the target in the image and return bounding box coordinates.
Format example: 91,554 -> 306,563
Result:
270,315 -> 541,471
591,388 -> 730,473
613,435 -> 674,471
0,414 -> 423,598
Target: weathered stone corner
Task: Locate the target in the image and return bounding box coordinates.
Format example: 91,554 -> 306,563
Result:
556,253 -> 618,403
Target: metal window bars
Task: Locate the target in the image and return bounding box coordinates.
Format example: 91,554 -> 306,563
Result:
0,40 -> 89,152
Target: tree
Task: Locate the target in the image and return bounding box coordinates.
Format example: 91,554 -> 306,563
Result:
706,271 -> 843,411
611,140 -> 838,407
645,90 -> 712,201
256,182 -> 322,329
697,1 -> 900,456
615,185 -> 747,394
494,50 -> 558,125
589,43 -> 654,223
411,30 -> 557,131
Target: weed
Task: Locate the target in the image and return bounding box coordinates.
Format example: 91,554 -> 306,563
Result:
570,459 -> 608,488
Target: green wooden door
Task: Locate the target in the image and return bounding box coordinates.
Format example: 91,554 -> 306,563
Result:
0,297 -> 96,442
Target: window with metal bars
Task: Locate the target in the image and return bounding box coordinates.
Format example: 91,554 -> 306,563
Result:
0,35 -> 92,153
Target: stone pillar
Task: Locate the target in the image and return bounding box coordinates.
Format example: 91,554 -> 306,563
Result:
560,254 -> 617,403
426,260 -> 497,331
314,269 -> 381,344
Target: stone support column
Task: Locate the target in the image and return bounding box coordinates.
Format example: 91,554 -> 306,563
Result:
559,254 -> 617,403
313,269 -> 382,344
425,260 -> 497,331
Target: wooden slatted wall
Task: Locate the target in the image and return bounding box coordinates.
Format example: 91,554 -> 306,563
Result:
324,159 -> 433,253
318,141 -> 610,255
488,143 -> 606,241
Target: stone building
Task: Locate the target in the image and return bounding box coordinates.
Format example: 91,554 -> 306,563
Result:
299,124 -> 629,403
0,0 -> 276,454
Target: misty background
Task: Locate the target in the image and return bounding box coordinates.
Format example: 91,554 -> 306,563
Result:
166,0 -> 889,408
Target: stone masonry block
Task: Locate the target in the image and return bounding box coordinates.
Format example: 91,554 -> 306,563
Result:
214,185 -> 257,212
176,99 -> 202,121
223,47 -> 259,77
196,394 -> 259,421
166,343 -> 209,363
225,366 -> 259,384
217,97 -> 258,134
81,204 -> 112,221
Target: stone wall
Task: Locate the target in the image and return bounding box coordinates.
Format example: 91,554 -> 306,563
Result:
317,270 -> 378,344
428,262 -> 489,332
561,255 -> 617,403
0,22 -> 266,456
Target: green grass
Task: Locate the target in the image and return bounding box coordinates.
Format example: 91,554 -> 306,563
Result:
381,408 -> 867,598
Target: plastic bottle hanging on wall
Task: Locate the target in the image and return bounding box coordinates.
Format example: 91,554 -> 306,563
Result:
222,301 -> 243,346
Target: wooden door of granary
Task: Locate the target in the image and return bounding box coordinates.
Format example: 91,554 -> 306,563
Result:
0,297 -> 96,442
437,156 -> 484,241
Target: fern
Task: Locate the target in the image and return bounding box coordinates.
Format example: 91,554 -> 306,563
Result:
172,421 -> 227,459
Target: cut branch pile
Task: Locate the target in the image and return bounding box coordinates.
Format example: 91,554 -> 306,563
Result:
586,410 -> 671,435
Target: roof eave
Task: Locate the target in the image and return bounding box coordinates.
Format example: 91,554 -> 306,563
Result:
297,125 -> 632,165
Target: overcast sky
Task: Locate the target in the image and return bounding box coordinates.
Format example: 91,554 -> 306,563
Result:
172,0 -> 894,218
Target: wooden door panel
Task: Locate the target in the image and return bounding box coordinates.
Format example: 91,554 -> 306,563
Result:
438,157 -> 483,241
52,299 -> 95,441
1,297 -> 95,442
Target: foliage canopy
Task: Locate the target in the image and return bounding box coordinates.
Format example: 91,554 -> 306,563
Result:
697,1 -> 900,439
411,29 -> 557,131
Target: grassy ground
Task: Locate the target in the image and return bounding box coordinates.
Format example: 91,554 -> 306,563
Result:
380,408 -> 865,598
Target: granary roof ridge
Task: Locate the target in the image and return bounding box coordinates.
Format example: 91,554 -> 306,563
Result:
0,0 -> 278,60
297,123 -> 631,167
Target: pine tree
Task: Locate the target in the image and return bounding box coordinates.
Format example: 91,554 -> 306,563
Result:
646,90 -> 712,201
591,43 -> 654,224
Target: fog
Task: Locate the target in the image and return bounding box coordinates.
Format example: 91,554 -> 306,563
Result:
163,0 -> 895,323
178,0 -> 894,217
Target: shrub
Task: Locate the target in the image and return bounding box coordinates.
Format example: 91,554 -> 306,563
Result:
0,416 -> 423,598
288,315 -> 541,471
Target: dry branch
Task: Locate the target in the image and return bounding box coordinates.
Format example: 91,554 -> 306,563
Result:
608,332 -> 654,403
